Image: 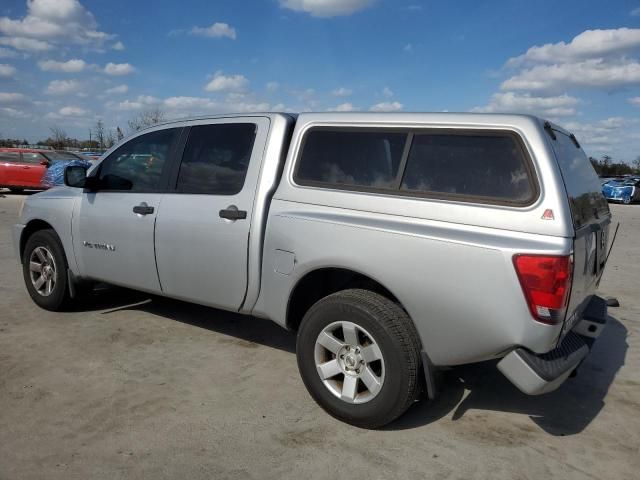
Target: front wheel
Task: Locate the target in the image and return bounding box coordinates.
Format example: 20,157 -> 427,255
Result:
22,229 -> 71,311
296,289 -> 422,428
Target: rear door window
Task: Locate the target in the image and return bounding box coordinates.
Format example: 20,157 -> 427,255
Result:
549,131 -> 609,228
0,152 -> 21,163
295,129 -> 407,189
176,123 -> 257,195
401,133 -> 535,204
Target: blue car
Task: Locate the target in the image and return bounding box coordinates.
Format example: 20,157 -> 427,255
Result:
602,178 -> 640,204
41,152 -> 92,188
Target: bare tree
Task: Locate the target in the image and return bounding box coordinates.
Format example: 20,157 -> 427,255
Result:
116,126 -> 124,141
49,126 -> 68,149
633,156 -> 640,174
127,108 -> 166,132
104,129 -> 116,149
94,119 -> 105,150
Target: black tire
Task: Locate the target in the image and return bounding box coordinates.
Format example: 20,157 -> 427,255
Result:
296,289 -> 422,428
9,187 -> 24,194
22,229 -> 71,311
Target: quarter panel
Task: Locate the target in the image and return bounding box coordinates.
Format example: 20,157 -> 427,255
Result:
255,199 -> 571,366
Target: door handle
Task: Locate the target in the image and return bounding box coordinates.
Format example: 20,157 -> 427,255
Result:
219,205 -> 247,220
133,203 -> 154,215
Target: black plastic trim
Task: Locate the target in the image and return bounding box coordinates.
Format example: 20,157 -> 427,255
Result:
516,331 -> 589,382
582,295 -> 607,325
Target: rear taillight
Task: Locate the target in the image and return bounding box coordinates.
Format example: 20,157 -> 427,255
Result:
513,254 -> 573,324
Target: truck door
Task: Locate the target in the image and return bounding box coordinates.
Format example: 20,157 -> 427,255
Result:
154,117 -> 270,310
73,127 -> 182,293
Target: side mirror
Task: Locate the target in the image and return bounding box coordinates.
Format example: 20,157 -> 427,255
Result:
64,165 -> 89,188
39,159 -> 50,166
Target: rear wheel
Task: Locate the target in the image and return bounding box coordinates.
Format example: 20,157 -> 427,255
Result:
296,289 -> 422,428
9,187 -> 24,194
22,229 -> 71,311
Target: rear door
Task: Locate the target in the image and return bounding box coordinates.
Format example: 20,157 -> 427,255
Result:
154,117 -> 269,310
548,128 -> 611,331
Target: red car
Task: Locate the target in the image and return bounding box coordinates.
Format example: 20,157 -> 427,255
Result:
0,148 -> 85,192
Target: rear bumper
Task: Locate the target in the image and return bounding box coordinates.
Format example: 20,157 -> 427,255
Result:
497,296 -> 607,395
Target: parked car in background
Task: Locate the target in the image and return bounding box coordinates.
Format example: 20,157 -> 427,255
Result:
602,178 -> 640,204
0,148 -> 89,192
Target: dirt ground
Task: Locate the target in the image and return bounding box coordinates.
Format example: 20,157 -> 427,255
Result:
0,191 -> 638,480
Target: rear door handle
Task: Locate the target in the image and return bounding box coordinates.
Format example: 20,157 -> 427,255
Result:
219,206 -> 247,220
133,203 -> 154,215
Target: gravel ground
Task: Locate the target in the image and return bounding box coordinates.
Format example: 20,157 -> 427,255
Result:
0,190 -> 638,480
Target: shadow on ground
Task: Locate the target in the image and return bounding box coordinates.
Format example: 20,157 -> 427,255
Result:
86,286 -> 628,436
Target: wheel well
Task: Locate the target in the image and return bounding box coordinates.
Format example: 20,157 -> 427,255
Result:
20,220 -> 54,261
286,268 -> 400,332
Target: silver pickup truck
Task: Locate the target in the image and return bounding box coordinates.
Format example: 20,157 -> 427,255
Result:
14,113 -> 611,428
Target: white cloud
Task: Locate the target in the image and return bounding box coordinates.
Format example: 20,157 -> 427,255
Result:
105,84 -> 128,94
279,0 -> 375,17
0,47 -> 17,58
331,87 -> 352,97
472,92 -> 579,117
266,81 -> 279,92
629,96 -> 640,106
38,58 -> 86,72
190,22 -> 236,39
163,96 -> 218,110
0,0 -> 112,51
204,71 -> 248,92
45,79 -> 81,95
111,40 -> 125,50
1,107 -> 30,118
500,28 -> 640,93
332,102 -> 356,111
104,62 -> 136,76
0,92 -> 28,103
59,105 -> 87,116
0,63 -> 16,77
501,58 -> 640,92
369,101 -> 403,112
109,94 -> 159,111
631,7 -> 640,16
560,118 -> 638,154
507,28 -> 640,66
403,43 -> 413,52
0,36 -> 50,51
382,86 -> 394,98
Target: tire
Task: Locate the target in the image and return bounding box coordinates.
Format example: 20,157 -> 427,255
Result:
296,289 -> 422,428
22,229 -> 71,311
9,187 -> 24,194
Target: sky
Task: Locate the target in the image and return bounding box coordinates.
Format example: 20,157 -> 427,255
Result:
0,0 -> 639,162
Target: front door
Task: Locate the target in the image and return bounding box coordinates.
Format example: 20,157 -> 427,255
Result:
154,118 -> 269,310
73,127 -> 182,292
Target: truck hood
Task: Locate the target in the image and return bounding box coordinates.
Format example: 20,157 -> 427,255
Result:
28,186 -> 82,201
